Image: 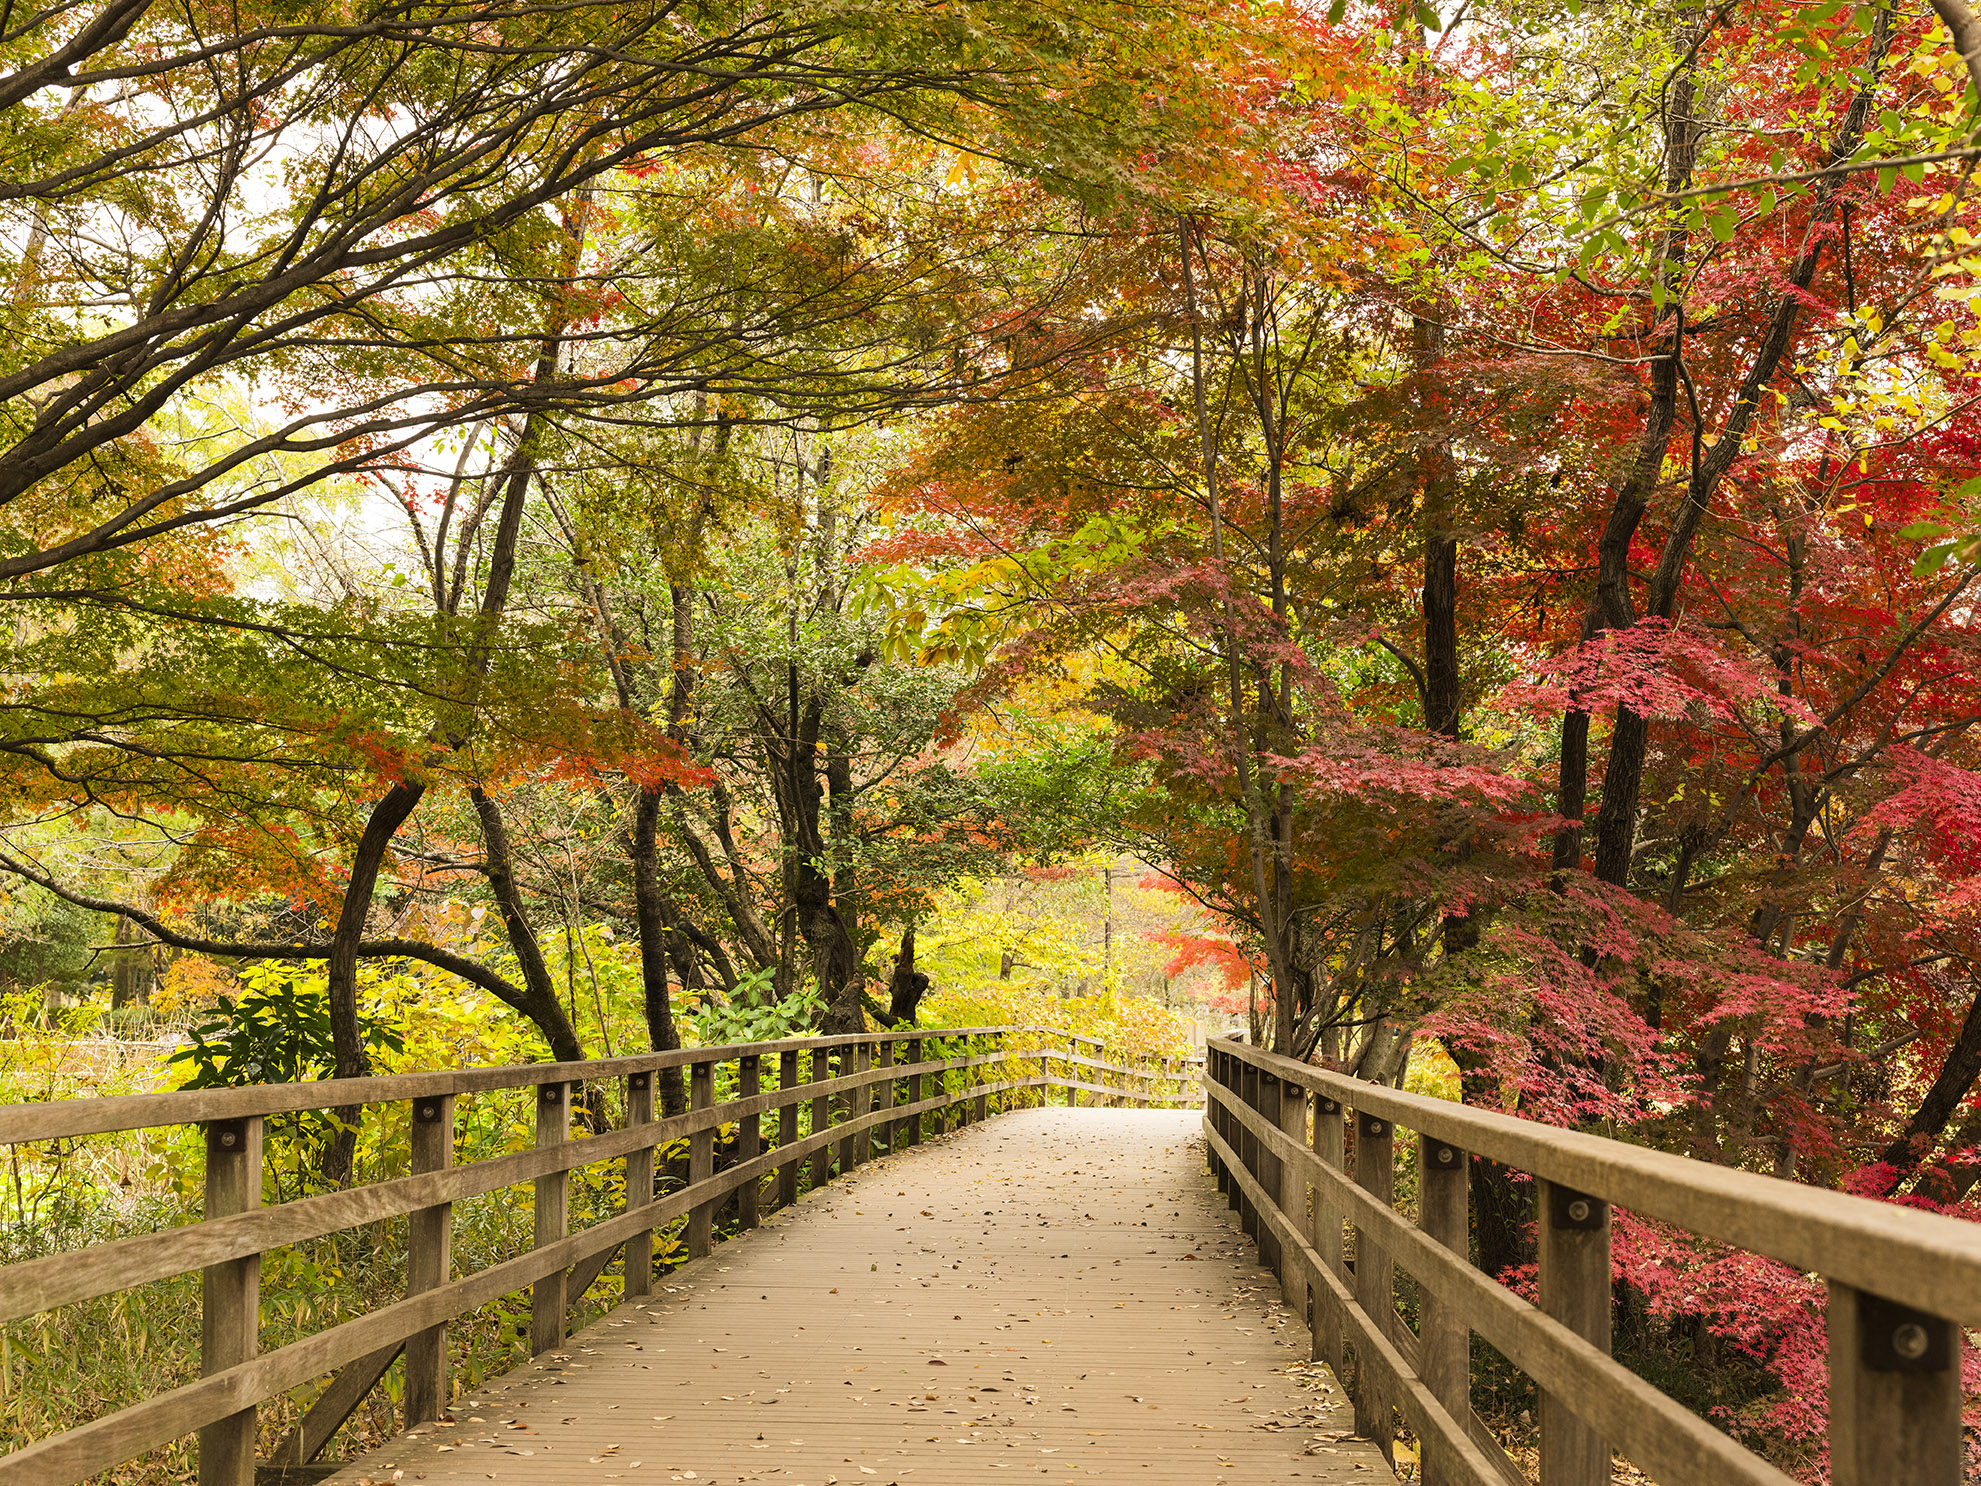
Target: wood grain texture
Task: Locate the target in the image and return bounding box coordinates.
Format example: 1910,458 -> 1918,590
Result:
315,1110 -> 1387,1486
0,1028 -> 1044,1142
0,1049 -> 1010,1325
1216,1037 -> 1981,1329
1208,1076 -> 1802,1486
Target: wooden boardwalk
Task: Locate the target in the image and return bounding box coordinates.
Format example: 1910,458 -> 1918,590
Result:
321,1108 -> 1388,1486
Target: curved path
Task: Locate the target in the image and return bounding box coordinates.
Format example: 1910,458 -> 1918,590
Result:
323,1108 -> 1388,1486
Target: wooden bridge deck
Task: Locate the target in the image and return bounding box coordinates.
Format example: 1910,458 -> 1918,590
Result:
320,1108 -> 1388,1486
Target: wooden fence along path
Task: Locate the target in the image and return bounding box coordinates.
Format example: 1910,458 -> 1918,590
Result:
1203,1035 -> 1981,1486
0,1026 -> 1189,1485
311,1106 -> 1384,1486
3,1026 -> 1979,1486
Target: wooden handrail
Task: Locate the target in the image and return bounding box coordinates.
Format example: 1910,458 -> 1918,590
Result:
0,1025 -> 1188,1486
1204,1035 -> 1974,1486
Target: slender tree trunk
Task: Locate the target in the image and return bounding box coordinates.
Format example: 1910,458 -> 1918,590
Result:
630,787 -> 685,1116
468,786 -> 586,1064
322,779 -> 425,1183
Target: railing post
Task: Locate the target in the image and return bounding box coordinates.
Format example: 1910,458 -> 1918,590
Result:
1827,1283 -> 1962,1486
531,1082 -> 569,1355
973,1035 -> 990,1122
1208,1050 -> 1229,1197
1257,1071 -> 1283,1275
844,1041 -> 872,1168
1275,1079 -> 1306,1321
1066,1036 -> 1079,1107
1310,1095 -> 1345,1368
1418,1135 -> 1468,1486
907,1038 -> 925,1145
623,1073 -> 655,1299
198,1115 -> 262,1486
406,1094 -> 455,1425
1237,1058 -> 1259,1234
1538,1181 -> 1610,1486
777,1050 -> 802,1206
810,1048 -> 833,1190
1352,1110 -> 1395,1462
875,1040 -> 896,1153
738,1054 -> 761,1229
688,1059 -> 715,1258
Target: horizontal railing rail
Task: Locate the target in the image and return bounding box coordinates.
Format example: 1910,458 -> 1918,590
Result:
1204,1035 -> 1978,1486
0,1024 -> 1191,1486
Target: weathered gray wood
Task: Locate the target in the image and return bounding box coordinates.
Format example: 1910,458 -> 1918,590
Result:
269,1342 -> 402,1467
1212,1077 -> 1798,1486
0,1025 -> 1036,1143
1275,1076 -> 1307,1324
324,1110 -> 1390,1486
1351,1109 -> 1396,1460
1311,1094 -> 1345,1369
562,1231 -> 622,1312
530,1082 -> 570,1356
0,1075 -> 1033,1486
1206,1118 -> 1504,1486
1537,1180 -> 1609,1486
775,1050 -> 801,1207
404,1093 -> 453,1426
1215,1036 -> 1981,1331
688,1060 -> 715,1258
0,1050 -> 997,1326
737,1055 -> 761,1229
905,1038 -> 923,1145
1419,1135 -> 1469,1486
1827,1281 -> 1963,1486
1256,1072 -> 1283,1276
853,1041 -> 874,1165
623,1072 -> 655,1301
809,1048 -> 832,1191
874,1040 -> 896,1153
199,1116 -> 261,1486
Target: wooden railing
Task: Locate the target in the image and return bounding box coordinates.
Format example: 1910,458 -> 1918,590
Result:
0,1024 -> 1192,1486
1204,1034 -> 1980,1486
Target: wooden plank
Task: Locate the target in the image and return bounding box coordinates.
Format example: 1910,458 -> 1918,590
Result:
1210,1078 -> 1800,1486
688,1061 -> 715,1259
1215,1037 -> 1981,1329
0,1027 -> 1042,1142
199,1116 -> 261,1486
1538,1180 -> 1610,1486
1310,1095 -> 1345,1370
563,1233 -> 623,1313
1418,1133 -> 1469,1486
315,1109 -> 1392,1486
531,1082 -> 570,1356
1351,1109 -> 1395,1459
405,1093 -> 454,1426
738,1055 -> 762,1229
1827,1281 -> 1964,1486
809,1047 -> 833,1193
622,1072 -> 655,1302
268,1344 -> 403,1468
775,1050 -> 802,1207
0,1079 -> 1025,1486
0,1049 -> 1005,1325
1207,1119 -> 1508,1486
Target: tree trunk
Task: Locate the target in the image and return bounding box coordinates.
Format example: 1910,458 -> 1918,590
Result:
886,925 -> 930,1024
630,786 -> 685,1116
322,778 -> 426,1183
468,786 -> 586,1064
